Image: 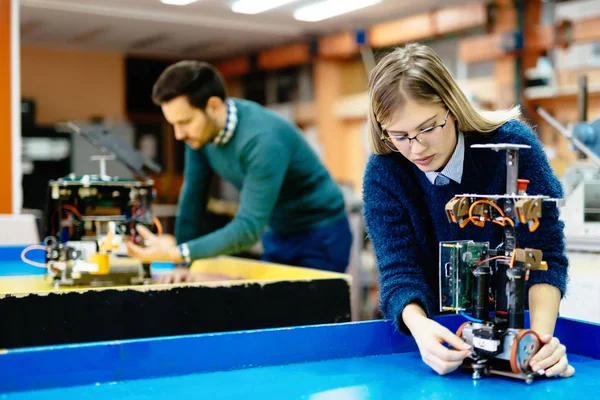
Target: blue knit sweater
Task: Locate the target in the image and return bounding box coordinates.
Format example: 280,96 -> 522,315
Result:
363,120 -> 569,333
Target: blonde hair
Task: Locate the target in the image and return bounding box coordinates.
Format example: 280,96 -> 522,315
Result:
368,43 -> 521,155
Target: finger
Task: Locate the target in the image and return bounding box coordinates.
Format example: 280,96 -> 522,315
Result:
530,338 -> 560,367
156,274 -> 171,284
162,234 -> 177,246
439,326 -> 472,352
424,353 -> 464,375
172,271 -> 186,284
559,364 -> 576,378
421,353 -> 444,375
136,224 -> 156,241
540,334 -> 553,344
545,356 -> 568,378
126,242 -> 144,258
429,341 -> 470,362
532,343 -> 565,372
187,273 -> 204,283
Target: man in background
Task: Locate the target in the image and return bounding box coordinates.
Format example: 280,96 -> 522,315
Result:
127,60 -> 352,283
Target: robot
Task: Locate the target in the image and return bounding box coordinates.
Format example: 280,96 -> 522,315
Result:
442,143 -> 562,384
21,122 -> 163,288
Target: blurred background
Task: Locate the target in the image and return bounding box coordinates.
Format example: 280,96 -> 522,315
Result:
4,0 -> 600,321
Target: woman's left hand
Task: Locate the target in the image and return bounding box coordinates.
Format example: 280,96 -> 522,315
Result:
529,335 -> 576,378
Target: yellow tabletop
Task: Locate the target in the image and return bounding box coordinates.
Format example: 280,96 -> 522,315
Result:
0,256 -> 351,297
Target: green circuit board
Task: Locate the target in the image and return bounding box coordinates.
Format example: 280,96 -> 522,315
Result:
439,240 -> 489,313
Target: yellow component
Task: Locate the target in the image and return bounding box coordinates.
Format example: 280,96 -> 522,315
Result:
89,253 -> 110,275
515,198 -> 542,230
442,243 -> 461,248
513,248 -> 546,271
445,197 -> 470,225
471,202 -> 490,218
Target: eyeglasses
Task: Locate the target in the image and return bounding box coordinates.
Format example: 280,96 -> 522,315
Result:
380,109 -> 450,153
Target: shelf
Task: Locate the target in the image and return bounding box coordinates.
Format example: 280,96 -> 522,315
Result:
524,83 -> 600,101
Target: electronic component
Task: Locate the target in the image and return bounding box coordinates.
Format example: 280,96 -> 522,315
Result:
21,123 -> 162,288
441,144 -> 562,384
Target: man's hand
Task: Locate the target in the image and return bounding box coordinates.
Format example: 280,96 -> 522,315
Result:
529,335 -> 576,378
126,225 -> 182,263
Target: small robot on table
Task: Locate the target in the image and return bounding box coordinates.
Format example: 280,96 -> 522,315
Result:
20,122 -> 163,288
442,143 -> 562,384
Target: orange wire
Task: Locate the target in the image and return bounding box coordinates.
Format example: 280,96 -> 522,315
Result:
469,200 -> 506,220
477,255 -> 511,266
62,204 -> 82,218
466,200 -> 518,228
503,217 -> 515,227
153,217 -> 163,236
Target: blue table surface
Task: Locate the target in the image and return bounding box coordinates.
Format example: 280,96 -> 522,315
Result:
1,315 -> 599,399
2,246 -> 599,398
2,352 -> 598,399
0,245 -> 175,276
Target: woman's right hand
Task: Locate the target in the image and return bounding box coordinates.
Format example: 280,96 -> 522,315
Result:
403,304 -> 472,375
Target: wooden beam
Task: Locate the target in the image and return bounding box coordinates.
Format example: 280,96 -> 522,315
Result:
215,56 -> 250,79
214,4 -> 489,68
369,14 -> 434,48
433,2 -> 488,35
459,32 -> 516,64
318,32 -> 359,59
0,0 -> 12,213
572,16 -> 600,44
369,3 -> 489,49
257,43 -> 310,70
462,14 -> 600,64
526,25 -> 553,53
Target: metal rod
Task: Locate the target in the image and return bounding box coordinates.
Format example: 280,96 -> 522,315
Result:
578,75 -> 588,122
536,106 -> 600,166
360,46 -> 376,76
506,149 -> 519,195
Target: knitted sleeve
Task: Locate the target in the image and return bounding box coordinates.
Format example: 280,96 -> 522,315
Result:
175,146 -> 214,245
184,135 -> 291,260
363,155 -> 436,334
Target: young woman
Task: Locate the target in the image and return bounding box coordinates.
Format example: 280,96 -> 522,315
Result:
363,43 -> 574,378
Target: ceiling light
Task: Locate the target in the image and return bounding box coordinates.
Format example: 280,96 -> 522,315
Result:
232,0 -> 301,15
294,0 -> 382,22
160,0 -> 199,5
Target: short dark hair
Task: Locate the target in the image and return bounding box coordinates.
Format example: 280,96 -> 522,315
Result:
152,61 -> 226,110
